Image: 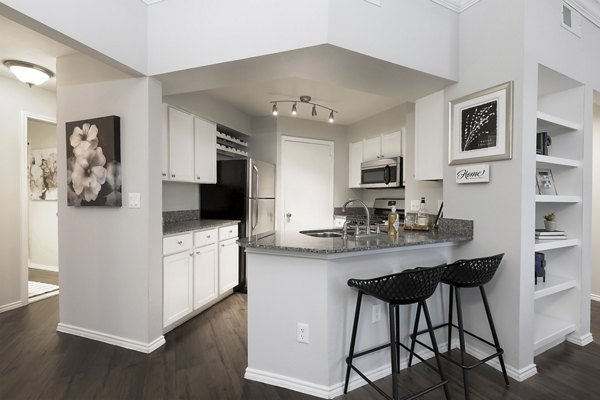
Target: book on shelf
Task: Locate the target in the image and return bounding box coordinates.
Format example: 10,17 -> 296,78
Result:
535,229 -> 565,236
535,234 -> 567,240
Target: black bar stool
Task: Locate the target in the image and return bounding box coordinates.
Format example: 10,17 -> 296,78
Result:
408,254 -> 509,400
343,264 -> 451,400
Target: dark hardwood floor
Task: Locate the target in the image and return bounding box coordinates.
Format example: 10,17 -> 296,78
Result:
29,268 -> 59,286
0,295 -> 599,400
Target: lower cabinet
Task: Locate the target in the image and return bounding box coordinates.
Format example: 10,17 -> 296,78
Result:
163,250 -> 193,327
193,243 -> 218,309
219,238 -> 239,294
163,223 -> 239,330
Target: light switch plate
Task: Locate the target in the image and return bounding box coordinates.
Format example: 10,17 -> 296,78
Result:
128,192 -> 141,209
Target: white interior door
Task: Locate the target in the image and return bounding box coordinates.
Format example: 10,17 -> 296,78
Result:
281,137 -> 334,237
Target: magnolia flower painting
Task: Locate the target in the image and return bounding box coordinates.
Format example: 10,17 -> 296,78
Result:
30,148 -> 58,201
65,116 -> 121,207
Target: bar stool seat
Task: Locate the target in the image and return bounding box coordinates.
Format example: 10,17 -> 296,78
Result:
409,254 -> 509,400
344,265 -> 451,400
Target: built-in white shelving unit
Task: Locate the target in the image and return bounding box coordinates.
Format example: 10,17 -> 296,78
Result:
216,125 -> 250,158
532,65 -> 587,356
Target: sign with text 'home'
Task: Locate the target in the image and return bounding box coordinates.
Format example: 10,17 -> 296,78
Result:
456,164 -> 490,184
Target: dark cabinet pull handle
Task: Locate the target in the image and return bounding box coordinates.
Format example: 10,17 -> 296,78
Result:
171,174 -> 176,178
177,240 -> 183,245
162,173 -> 166,177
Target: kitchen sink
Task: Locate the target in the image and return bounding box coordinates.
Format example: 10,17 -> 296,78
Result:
299,228 -> 344,238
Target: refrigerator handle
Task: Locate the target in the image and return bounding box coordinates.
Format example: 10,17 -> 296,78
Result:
252,164 -> 259,198
252,200 -> 258,231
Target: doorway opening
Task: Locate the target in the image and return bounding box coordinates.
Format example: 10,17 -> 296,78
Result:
25,116 -> 59,302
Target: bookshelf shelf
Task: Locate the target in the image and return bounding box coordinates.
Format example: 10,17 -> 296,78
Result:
535,155 -> 581,168
534,238 -> 579,252
534,275 -> 577,300
535,195 -> 581,203
536,111 -> 580,133
534,314 -> 576,352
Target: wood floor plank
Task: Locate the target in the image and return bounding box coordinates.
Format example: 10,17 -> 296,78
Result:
0,295 -> 598,400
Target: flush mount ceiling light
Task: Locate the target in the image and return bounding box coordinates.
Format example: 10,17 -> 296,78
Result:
3,60 -> 55,87
270,95 -> 338,123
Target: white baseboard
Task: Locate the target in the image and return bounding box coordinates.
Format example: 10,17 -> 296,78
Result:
463,342 -> 537,382
29,263 -> 59,272
246,344 -> 447,399
0,300 -> 25,313
591,293 -> 600,302
567,333 -> 594,346
57,323 -> 165,353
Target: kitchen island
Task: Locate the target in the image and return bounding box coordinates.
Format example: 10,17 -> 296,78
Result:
238,219 -> 472,399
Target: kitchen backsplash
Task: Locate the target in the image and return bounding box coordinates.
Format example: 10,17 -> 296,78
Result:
162,209 -> 200,224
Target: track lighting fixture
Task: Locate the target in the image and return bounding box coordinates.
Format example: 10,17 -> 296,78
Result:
3,60 -> 54,87
269,95 -> 338,123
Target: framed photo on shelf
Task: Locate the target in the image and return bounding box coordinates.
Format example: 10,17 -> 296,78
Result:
449,81 -> 513,165
536,168 -> 557,195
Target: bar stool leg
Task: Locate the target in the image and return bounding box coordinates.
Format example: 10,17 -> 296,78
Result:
447,285 -> 454,355
344,292 -> 363,394
389,303 -> 399,400
422,301 -> 451,400
395,305 -> 401,371
407,302 -> 422,368
455,287 -> 470,400
480,286 -> 510,387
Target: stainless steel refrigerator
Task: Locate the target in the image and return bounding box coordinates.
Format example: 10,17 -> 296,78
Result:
200,158 -> 275,291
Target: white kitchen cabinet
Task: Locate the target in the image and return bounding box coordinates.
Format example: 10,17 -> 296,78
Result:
348,141 -> 363,188
168,107 -> 195,182
362,131 -> 402,162
194,117 -> 217,184
193,243 -> 218,310
161,103 -> 169,180
219,237 -> 239,294
414,90 -> 444,180
163,250 -> 193,327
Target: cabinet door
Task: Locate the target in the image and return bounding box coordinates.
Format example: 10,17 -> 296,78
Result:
362,136 -> 381,162
163,251 -> 193,327
193,243 -> 218,310
161,103 -> 169,180
168,107 -> 195,182
194,117 -> 217,183
415,90 -> 444,180
348,141 -> 363,188
381,131 -> 402,159
218,237 -> 239,294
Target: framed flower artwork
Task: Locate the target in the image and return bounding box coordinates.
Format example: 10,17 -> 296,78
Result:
449,81 -> 513,165
30,147 -> 58,201
65,116 -> 121,207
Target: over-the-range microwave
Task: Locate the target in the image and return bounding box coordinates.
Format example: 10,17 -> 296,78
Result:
360,156 -> 404,188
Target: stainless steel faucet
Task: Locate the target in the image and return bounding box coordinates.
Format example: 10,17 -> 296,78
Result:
342,199 -> 370,234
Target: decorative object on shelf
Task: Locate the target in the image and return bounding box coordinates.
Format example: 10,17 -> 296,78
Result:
65,116 -> 121,207
3,59 -> 54,87
534,252 -> 546,284
536,168 -> 557,195
455,163 -> 490,183
449,81 -> 513,165
269,95 -> 338,123
536,132 -> 551,155
29,148 -> 58,201
543,213 -> 556,231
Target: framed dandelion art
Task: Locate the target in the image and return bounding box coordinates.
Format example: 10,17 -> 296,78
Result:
449,81 -> 513,165
65,115 -> 121,207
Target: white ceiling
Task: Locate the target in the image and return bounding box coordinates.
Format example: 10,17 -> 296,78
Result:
0,14 -> 74,91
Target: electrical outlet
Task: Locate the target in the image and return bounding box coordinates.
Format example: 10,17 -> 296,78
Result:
297,322 -> 309,344
372,304 -> 381,323
410,199 -> 420,211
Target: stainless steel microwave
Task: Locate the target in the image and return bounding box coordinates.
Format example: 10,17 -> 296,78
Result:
360,157 -> 404,188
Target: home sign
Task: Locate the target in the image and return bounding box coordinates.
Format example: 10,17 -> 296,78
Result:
456,163 -> 490,183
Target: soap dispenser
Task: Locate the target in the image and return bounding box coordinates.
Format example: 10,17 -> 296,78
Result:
388,206 -> 399,235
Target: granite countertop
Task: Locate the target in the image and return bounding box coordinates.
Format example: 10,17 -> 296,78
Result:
238,218 -> 472,257
163,219 -> 240,236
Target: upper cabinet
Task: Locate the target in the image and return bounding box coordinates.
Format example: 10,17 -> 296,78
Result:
348,141 -> 363,189
363,131 -> 402,162
414,89 -> 444,181
163,105 -> 217,184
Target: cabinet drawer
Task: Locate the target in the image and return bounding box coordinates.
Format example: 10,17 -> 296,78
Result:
163,233 -> 192,255
194,228 -> 218,247
219,224 -> 238,241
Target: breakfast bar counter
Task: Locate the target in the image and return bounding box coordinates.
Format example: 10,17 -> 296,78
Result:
238,218 -> 472,399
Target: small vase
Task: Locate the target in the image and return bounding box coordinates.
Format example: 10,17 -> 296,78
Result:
544,220 -> 556,231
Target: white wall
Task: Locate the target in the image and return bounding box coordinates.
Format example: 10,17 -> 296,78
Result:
592,103 -> 600,298
28,119 -> 58,270
0,0 -> 147,74
0,76 -> 56,312
56,53 -> 163,348
162,181 -> 199,212
328,0 -> 458,81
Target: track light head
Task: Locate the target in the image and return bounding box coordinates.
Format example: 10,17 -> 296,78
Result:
312,105 -> 317,117
291,102 -> 297,115
328,111 -> 334,123
272,103 -> 278,116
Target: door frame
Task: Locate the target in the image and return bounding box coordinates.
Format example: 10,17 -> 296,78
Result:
20,111 -> 57,305
278,135 -> 334,238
